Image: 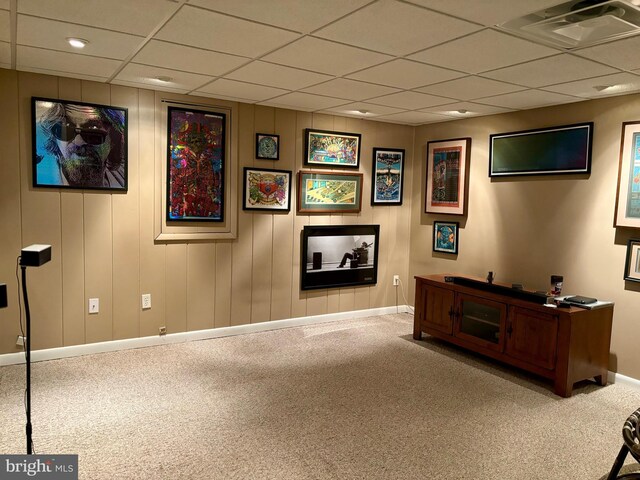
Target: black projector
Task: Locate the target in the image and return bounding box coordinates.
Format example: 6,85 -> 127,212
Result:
0,283 -> 7,309
20,244 -> 52,267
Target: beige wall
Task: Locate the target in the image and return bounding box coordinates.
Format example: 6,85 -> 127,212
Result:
411,93 -> 640,380
0,69 -> 414,355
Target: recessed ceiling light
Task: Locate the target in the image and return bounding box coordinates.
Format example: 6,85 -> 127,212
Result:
153,76 -> 174,83
357,109 -> 370,115
594,84 -> 615,92
66,37 -> 88,49
457,109 -> 469,114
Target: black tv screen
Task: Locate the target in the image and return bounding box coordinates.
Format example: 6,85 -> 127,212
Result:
489,122 -> 593,177
301,224 -> 379,291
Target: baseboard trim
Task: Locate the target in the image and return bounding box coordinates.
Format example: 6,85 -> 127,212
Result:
608,371 -> 640,390
0,305 -> 411,366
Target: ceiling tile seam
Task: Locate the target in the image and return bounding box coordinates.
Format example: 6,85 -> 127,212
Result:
16,65 -> 108,81
106,0 -> 188,83
342,56 -> 469,82
407,75 -> 528,94
484,25 -> 565,52
15,12 -> 149,39
398,0 -> 486,28
125,60 -> 221,78
144,37 -> 251,61
306,0 -> 379,36
15,43 -> 127,62
9,0 -> 15,69
537,70 -> 640,90
396,27 -> 493,61
564,51 -> 631,73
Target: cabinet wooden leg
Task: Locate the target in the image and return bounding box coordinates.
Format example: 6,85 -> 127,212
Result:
554,377 -> 573,398
413,329 -> 422,340
594,373 -> 607,386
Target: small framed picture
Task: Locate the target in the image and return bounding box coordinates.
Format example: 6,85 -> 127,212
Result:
243,167 -> 291,212
624,238 -> 640,282
256,133 -> 280,160
433,221 -> 459,255
371,147 -> 405,205
304,128 -> 361,168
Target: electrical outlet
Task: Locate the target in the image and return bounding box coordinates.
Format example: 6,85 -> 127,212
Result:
16,335 -> 25,348
141,293 -> 151,310
393,275 -> 400,286
159,326 -> 167,336
88,298 -> 99,314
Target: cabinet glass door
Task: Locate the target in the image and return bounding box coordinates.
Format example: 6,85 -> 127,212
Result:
454,293 -> 507,351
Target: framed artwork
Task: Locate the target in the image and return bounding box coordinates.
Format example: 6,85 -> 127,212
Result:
297,171 -> 363,214
433,221 -> 459,255
304,128 -> 361,168
624,239 -> 640,282
371,148 -> 405,205
256,133 -> 279,160
31,97 -> 128,191
614,121 -> 640,228
166,106 -> 225,222
425,138 -> 471,215
243,167 -> 292,212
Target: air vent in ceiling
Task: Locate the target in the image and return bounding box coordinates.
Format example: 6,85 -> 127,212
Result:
498,0 -> 640,48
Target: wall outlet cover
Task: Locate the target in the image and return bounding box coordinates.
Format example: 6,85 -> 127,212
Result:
141,293 -> 151,310
88,298 -> 99,314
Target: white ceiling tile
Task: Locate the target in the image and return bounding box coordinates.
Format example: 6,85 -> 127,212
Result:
420,101 -> 513,117
482,54 -> 620,88
347,59 -> 464,89
0,0 -> 9,9
301,78 -> 400,101
114,63 -> 214,93
225,61 -> 332,90
375,111 -> 452,125
409,30 -> 559,74
196,79 -> 289,102
574,36 -> 640,71
368,91 -> 453,109
17,15 -> 143,60
0,41 -> 10,67
415,76 -> 524,100
188,0 -> 371,33
259,92 -> 349,111
314,0 -> 480,56
0,10 -> 9,43
262,37 -> 392,76
541,72 -> 640,98
134,40 -> 247,77
156,5 -> 300,58
478,89 -> 581,109
408,0 -> 562,27
320,102 -> 405,117
17,45 -> 120,79
18,0 -> 178,36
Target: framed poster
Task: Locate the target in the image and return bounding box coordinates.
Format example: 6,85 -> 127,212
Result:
304,128 -> 361,168
624,239 -> 640,282
166,106 -> 225,222
31,97 -> 128,191
425,138 -> 470,215
371,147 -> 405,205
615,121 -> 640,228
297,171 -> 363,214
243,167 -> 291,212
256,133 -> 279,160
433,221 -> 459,255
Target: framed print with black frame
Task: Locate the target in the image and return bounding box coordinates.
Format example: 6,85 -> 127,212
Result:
372,147 -> 405,205
425,138 -> 470,215
433,221 -> 459,255
297,170 -> 363,214
614,121 -> 640,228
32,97 -> 128,191
304,128 -> 361,168
256,133 -> 279,160
243,167 -> 291,212
624,238 -> 640,282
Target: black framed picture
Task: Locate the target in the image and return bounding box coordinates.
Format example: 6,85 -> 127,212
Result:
433,221 -> 459,255
32,97 -> 128,191
256,133 -> 280,160
372,147 -> 405,205
243,167 -> 292,212
624,238 -> 640,283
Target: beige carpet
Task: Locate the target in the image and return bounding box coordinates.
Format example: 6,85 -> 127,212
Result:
0,313 -> 639,479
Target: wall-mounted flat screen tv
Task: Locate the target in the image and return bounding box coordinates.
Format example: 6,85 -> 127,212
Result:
301,224 -> 379,291
489,122 -> 593,177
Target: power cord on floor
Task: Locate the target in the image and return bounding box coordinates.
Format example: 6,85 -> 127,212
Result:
394,277 -> 414,315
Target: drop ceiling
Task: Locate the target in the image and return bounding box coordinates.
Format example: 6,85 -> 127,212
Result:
3,0 -> 640,125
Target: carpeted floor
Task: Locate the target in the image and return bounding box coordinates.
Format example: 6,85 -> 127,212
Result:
0,313 -> 639,479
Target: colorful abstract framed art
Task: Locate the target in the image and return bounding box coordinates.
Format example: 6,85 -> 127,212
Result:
615,121 -> 640,228
243,167 -> 292,212
425,138 -> 471,216
166,106 -> 225,222
624,238 -> 640,282
256,133 -> 280,160
433,221 -> 459,255
371,147 -> 405,205
297,171 -> 363,214
304,128 -> 361,168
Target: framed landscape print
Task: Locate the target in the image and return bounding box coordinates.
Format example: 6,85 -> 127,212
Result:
433,221 -> 459,255
425,138 -> 471,216
243,167 -> 291,212
304,128 -> 361,168
615,121 -> 640,228
32,97 -> 128,191
297,171 -> 363,214
372,148 -> 405,205
624,239 -> 640,282
166,106 -> 225,222
256,133 -> 279,160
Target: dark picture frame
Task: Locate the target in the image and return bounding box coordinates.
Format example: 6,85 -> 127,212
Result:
489,122 -> 593,177
624,238 -> 640,282
304,128 -> 361,168
371,147 -> 405,205
301,224 -> 379,291
614,121 -> 640,228
425,138 -> 471,216
297,170 -> 363,214
32,97 -> 128,191
243,167 -> 292,212
433,221 -> 459,255
255,133 -> 280,160
166,106 -> 226,222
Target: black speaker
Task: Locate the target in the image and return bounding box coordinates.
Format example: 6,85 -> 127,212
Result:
0,283 -> 7,309
312,252 -> 322,270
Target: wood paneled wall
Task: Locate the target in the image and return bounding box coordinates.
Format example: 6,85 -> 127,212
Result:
0,69 -> 414,354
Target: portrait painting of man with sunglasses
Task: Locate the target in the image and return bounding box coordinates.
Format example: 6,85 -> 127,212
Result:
32,97 -> 127,190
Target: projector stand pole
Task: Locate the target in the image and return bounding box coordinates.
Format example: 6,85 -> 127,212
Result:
21,265 -> 33,455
